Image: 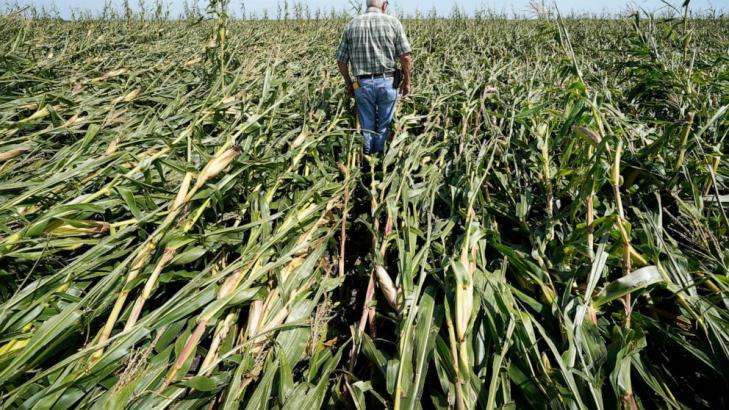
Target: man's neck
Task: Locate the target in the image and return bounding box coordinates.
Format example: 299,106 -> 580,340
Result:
366,7 -> 382,13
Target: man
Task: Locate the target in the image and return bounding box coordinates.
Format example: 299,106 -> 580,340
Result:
335,0 -> 412,156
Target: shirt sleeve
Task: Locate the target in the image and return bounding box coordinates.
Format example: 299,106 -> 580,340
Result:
335,25 -> 350,62
394,20 -> 412,56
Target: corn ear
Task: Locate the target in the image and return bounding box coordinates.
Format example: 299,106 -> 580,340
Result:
375,265 -> 399,311
0,147 -> 30,162
194,145 -> 241,190
574,126 -> 602,145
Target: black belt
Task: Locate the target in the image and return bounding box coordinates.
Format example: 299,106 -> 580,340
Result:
358,72 -> 394,80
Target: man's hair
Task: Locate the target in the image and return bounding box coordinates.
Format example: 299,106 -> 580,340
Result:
366,0 -> 384,8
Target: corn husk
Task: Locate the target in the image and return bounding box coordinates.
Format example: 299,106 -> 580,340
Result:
92,68 -> 128,82
172,172 -> 193,211
47,222 -> 110,237
61,113 -> 84,128
113,89 -> 140,104
17,106 -> 50,123
245,300 -> 264,339
105,137 -> 120,155
453,260 -> 473,342
0,147 -> 30,162
573,126 -> 602,145
291,129 -> 308,148
195,145 -> 241,189
184,57 -> 202,68
375,265 -> 399,310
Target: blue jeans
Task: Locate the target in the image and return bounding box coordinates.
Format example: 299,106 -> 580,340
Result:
354,77 -> 398,154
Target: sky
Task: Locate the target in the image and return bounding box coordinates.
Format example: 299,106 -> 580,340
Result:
17,0 -> 727,19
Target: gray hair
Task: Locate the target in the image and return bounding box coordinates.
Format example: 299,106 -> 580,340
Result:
366,0 -> 384,8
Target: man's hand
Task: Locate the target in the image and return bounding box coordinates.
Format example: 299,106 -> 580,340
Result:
337,61 -> 354,99
399,81 -> 410,97
398,53 -> 412,97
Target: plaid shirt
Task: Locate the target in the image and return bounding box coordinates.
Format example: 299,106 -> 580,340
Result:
335,10 -> 412,77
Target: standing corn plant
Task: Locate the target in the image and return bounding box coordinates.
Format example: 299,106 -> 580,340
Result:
208,0 -> 230,88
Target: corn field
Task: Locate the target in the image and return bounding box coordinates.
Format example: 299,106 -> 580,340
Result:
0,4 -> 728,409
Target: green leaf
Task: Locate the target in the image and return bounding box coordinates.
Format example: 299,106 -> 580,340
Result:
116,186 -> 142,220
402,286 -> 438,410
244,358 -> 278,410
277,345 -> 294,403
181,376 -> 217,392
362,334 -> 388,377
594,266 -> 663,307
170,246 -> 207,266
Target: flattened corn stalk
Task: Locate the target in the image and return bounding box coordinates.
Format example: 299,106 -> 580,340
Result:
0,7 -> 727,410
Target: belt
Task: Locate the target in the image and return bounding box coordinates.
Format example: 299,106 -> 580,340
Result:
358,72 -> 394,80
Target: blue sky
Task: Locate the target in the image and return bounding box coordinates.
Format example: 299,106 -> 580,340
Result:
19,0 -> 726,19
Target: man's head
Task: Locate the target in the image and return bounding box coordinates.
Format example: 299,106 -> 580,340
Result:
366,0 -> 388,13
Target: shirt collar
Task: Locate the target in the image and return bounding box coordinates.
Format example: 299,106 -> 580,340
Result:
366,7 -> 382,13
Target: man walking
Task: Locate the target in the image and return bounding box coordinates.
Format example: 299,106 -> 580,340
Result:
335,0 -> 412,156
